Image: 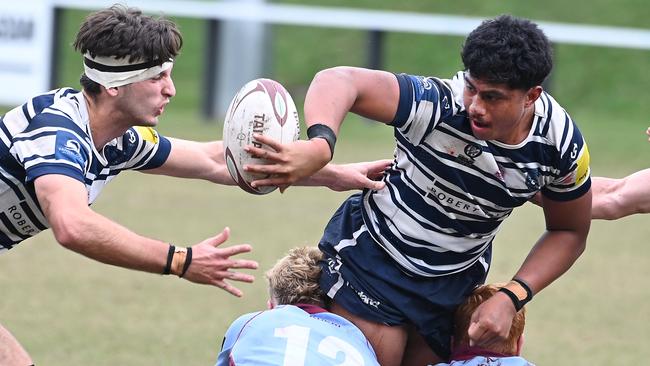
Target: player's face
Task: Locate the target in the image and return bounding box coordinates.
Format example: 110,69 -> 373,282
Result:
118,66 -> 176,126
462,72 -> 538,144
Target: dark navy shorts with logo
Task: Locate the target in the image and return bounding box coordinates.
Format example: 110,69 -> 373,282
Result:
318,193 -> 491,359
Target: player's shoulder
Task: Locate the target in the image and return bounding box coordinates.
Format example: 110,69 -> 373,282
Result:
533,91 -> 583,145
29,88 -> 86,127
224,311 -> 267,336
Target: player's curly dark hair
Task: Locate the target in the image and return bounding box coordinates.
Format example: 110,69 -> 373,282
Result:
461,14 -> 553,90
73,4 -> 183,94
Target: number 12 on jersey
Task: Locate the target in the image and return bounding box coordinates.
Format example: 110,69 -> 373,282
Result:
274,325 -> 367,366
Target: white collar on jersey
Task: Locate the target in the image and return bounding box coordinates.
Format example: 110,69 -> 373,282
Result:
83,53 -> 173,88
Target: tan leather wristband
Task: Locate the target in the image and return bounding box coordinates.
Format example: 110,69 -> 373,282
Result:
499,278 -> 533,311
504,280 -> 529,302
170,247 -> 187,276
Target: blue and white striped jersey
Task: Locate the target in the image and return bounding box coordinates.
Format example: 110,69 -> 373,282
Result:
0,88 -> 171,252
217,304 -> 379,366
361,72 -> 591,277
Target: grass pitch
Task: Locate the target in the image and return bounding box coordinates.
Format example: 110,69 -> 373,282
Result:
1,1 -> 649,364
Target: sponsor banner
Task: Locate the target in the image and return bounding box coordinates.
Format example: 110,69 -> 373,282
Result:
0,0 -> 53,106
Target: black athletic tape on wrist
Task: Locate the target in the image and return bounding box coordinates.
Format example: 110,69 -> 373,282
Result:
498,287 -> 525,312
163,245 -> 175,275
179,247 -> 192,278
307,124 -> 337,159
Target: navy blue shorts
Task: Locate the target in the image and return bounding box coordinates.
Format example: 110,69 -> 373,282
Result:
318,194 -> 490,359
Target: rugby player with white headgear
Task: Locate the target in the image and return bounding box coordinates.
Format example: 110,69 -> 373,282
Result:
0,5 -> 389,363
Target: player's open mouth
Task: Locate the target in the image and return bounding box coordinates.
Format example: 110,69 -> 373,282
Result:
471,118 -> 489,128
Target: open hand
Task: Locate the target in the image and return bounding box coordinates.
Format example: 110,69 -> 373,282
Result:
183,227 -> 258,297
325,159 -> 391,191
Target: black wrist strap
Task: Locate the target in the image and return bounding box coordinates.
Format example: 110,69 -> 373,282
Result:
498,287 -> 524,311
163,244 -> 175,275
499,278 -> 534,312
179,247 -> 192,278
307,123 -> 337,159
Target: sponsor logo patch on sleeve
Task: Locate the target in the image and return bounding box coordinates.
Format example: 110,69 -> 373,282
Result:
134,126 -> 159,144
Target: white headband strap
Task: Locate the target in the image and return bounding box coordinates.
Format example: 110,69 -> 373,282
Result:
83,53 -> 173,88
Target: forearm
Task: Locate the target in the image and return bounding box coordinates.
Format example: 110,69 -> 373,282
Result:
591,176 -> 624,220
296,163 -> 339,187
513,230 -> 587,293
53,209 -> 170,274
146,139 -> 235,185
592,171 -> 650,220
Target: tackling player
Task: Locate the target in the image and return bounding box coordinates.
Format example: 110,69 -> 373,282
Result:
247,14 -> 592,365
216,247 -> 379,366
0,5 -> 389,364
434,283 -> 534,366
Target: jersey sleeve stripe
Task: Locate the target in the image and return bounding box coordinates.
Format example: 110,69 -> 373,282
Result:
25,163 -> 86,183
391,73 -> 414,128
134,135 -> 171,170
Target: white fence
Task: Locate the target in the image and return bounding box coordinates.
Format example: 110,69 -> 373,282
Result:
51,0 -> 650,50
3,0 -> 650,116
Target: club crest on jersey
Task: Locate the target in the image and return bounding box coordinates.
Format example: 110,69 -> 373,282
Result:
464,143 -> 482,158
454,142 -> 483,167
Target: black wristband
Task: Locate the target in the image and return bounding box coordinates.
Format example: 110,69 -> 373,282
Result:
179,247 -> 192,278
498,287 -> 524,311
163,244 -> 175,275
307,123 -> 337,159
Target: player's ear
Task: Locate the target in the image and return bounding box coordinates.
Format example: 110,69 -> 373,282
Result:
267,299 -> 275,310
104,86 -> 119,97
525,86 -> 542,107
515,333 -> 525,355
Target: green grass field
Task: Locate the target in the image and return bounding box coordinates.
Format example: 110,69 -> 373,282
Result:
1,1 -> 649,365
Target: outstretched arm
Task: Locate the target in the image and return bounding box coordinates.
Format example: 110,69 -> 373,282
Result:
590,126 -> 650,219
146,137 -> 391,192
35,174 -> 258,296
591,169 -> 650,219
469,190 -> 591,347
144,138 -> 235,185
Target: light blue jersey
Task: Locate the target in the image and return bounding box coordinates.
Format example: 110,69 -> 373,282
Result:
217,304 -> 379,366
361,71 -> 591,277
0,88 -> 171,251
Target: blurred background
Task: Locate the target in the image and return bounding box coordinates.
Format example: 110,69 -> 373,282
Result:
0,0 -> 649,365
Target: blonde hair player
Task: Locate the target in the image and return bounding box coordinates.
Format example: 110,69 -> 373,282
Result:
217,247 -> 379,366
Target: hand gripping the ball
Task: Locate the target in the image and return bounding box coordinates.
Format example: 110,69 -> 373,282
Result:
181,227 -> 258,297
245,134 -> 331,191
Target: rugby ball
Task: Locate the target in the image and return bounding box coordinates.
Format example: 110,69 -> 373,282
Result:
223,78 -> 300,195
